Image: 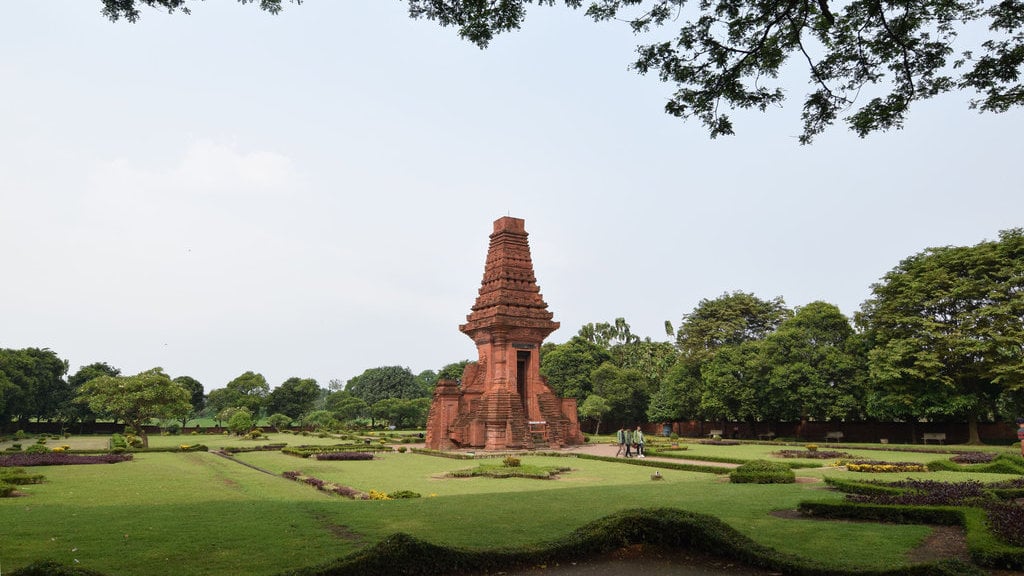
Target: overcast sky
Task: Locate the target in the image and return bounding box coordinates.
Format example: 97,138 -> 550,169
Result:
2,2 -> 1021,392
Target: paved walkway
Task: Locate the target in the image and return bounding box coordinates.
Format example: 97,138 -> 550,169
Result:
561,442 -> 740,468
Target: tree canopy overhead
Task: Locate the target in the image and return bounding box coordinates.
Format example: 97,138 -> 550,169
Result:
100,0 -> 1024,142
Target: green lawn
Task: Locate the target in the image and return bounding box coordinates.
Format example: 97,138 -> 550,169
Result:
1,434 -> 1019,575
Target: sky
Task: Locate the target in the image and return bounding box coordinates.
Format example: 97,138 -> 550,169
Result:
2,1 -> 1021,393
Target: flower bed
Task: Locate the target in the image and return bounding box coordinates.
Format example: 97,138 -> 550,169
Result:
838,459 -> 927,473
775,450 -> 851,459
950,452 -> 997,464
832,477 -> 1024,550
845,479 -> 989,506
0,453 -> 133,467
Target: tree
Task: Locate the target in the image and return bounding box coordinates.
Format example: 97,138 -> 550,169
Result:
227,408 -> 255,436
591,362 -> 651,425
403,0 -> 1024,142
172,375 -> 205,429
100,0 -> 298,22
326,394 -> 369,423
217,406 -> 248,427
224,371 -> 270,415
0,348 -> 71,424
266,413 -> 293,432
760,301 -> 866,424
578,318 -> 640,349
578,394 -> 611,434
539,336 -> 612,400
437,360 -> 471,381
857,229 -> 1024,443
579,318 -> 679,388
302,409 -> 337,431
675,291 -> 791,361
76,367 -> 191,447
647,359 -> 704,423
205,387 -> 238,423
345,366 -> 425,406
265,377 -> 321,420
698,341 -> 767,424
103,1 -> 1023,141
63,362 -> 121,427
414,369 -> 438,395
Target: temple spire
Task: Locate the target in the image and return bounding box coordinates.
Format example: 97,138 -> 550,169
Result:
460,216 -> 559,338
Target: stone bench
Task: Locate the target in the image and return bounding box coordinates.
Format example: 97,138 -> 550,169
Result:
757,432 -> 776,440
825,431 -> 844,443
922,432 -> 946,444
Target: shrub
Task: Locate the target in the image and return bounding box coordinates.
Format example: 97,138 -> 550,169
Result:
805,444 -> 818,452
369,489 -> 391,500
0,453 -> 133,467
14,430 -> 27,440
502,456 -> 521,468
397,446 -> 407,453
314,452 -> 374,461
0,482 -> 16,497
729,460 -> 795,484
388,490 -> 421,499
0,468 -> 45,485
110,434 -> 128,450
24,444 -> 50,455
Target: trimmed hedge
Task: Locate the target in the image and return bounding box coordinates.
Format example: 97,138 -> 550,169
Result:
926,454 -> 1024,475
0,467 -> 46,486
222,443 -> 287,454
8,508 -> 984,576
274,507 -> 978,576
282,444 -> 387,458
575,453 -> 731,474
807,478 -> 1024,570
729,460 -> 795,484
798,500 -> 965,525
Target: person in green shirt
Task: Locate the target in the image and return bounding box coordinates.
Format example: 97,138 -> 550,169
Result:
633,426 -> 645,458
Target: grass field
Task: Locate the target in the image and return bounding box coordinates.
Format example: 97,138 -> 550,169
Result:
1,432 -> 1020,575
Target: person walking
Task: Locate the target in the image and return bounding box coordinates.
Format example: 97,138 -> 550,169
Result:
1017,418 -> 1024,457
634,425 -> 645,458
623,426 -> 633,458
615,426 -> 627,457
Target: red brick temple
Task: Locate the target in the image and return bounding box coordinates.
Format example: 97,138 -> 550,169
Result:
425,217 -> 584,451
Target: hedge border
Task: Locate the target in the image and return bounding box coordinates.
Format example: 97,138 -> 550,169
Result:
574,453 -> 732,474
799,498 -> 1024,569
9,507 -> 985,576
